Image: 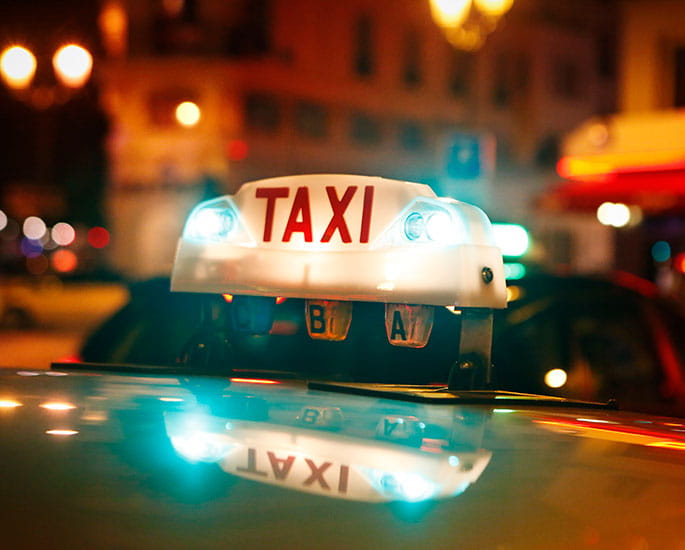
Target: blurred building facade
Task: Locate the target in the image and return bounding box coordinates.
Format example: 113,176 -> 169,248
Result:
96,0 -> 618,278
550,0 -> 685,284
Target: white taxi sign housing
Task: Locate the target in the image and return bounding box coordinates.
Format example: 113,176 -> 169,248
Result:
171,174 -> 506,309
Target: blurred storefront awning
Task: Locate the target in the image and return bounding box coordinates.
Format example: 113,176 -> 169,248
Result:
538,169 -> 685,214
540,110 -> 685,215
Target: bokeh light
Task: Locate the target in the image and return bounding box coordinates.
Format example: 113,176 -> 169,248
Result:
430,0 -> 471,28
87,226 -> 110,248
227,139 -> 249,161
52,249 -> 78,273
175,101 -> 201,127
20,238 -> 43,258
651,241 -> 671,263
51,222 -> 76,246
0,45 -> 36,89
23,216 -> 47,240
0,209 -> 7,231
596,202 -> 631,228
52,44 -> 93,88
544,368 -> 568,388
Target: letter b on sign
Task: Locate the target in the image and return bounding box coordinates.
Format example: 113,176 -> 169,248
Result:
305,299 -> 353,341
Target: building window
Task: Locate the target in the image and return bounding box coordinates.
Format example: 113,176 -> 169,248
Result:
596,31 -> 616,79
552,56 -> 581,99
295,101 -> 329,139
153,0 -> 203,54
245,93 -> 280,132
398,121 -> 426,151
353,15 -> 375,77
350,112 -> 382,145
674,47 -> 685,108
492,53 -> 510,107
448,50 -> 474,97
225,0 -> 272,57
402,30 -> 422,87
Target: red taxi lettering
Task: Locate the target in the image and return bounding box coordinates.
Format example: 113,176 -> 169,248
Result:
321,186 -> 355,243
360,186 -> 374,243
236,448 -> 349,494
255,187 -> 289,242
267,451 -> 296,480
236,448 -> 268,477
255,185 -> 375,243
283,187 -> 313,242
303,459 -> 332,490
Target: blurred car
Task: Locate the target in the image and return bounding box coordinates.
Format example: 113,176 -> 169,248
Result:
0,275 -> 129,329
80,271 -> 685,417
2,175 -> 685,548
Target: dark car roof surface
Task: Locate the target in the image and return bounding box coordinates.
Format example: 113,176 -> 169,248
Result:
1,368 -> 683,549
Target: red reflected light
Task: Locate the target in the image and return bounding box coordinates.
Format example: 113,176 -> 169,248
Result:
227,139 -> 249,161
230,378 -> 280,385
275,296 -> 287,305
222,293 -> 233,303
675,253 -> 685,274
87,226 -> 110,248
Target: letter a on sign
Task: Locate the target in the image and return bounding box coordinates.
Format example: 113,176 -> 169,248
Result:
384,303 -> 434,348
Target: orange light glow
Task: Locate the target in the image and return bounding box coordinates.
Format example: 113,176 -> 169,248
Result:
0,45 -> 36,89
230,378 -> 280,385
45,429 -> 78,436
430,0 -> 471,29
648,441 -> 685,451
474,0 -> 513,16
0,400 -> 22,408
41,402 -> 76,411
675,253 -> 685,274
558,152 -> 685,180
52,249 -> 78,273
222,293 -> 233,303
52,44 -> 92,88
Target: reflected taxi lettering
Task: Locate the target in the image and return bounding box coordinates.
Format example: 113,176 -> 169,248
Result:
255,185 -> 375,243
236,447 -> 350,493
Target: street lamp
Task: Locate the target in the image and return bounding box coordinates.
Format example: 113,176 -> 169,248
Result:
429,0 -> 515,51
0,42 -> 92,108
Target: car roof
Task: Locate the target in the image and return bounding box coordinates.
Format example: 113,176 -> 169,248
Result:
0,368 -> 683,548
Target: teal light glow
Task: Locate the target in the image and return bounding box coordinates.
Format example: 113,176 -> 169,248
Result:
503,262 -> 526,280
651,240 -> 671,263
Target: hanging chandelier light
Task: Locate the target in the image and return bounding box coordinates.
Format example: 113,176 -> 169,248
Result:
429,0 -> 514,51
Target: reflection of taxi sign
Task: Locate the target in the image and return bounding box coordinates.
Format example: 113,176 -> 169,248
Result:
297,406 -> 345,430
171,174 -> 505,353
375,415 -> 425,447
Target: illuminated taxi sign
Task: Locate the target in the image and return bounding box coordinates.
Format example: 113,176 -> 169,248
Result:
171,174 -> 506,309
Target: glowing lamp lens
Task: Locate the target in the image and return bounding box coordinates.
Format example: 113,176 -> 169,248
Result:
401,205 -> 458,244
376,471 -> 436,502
385,303 -> 434,348
305,299 -> 352,341
425,211 -> 452,242
404,212 -> 424,241
185,206 -> 235,242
